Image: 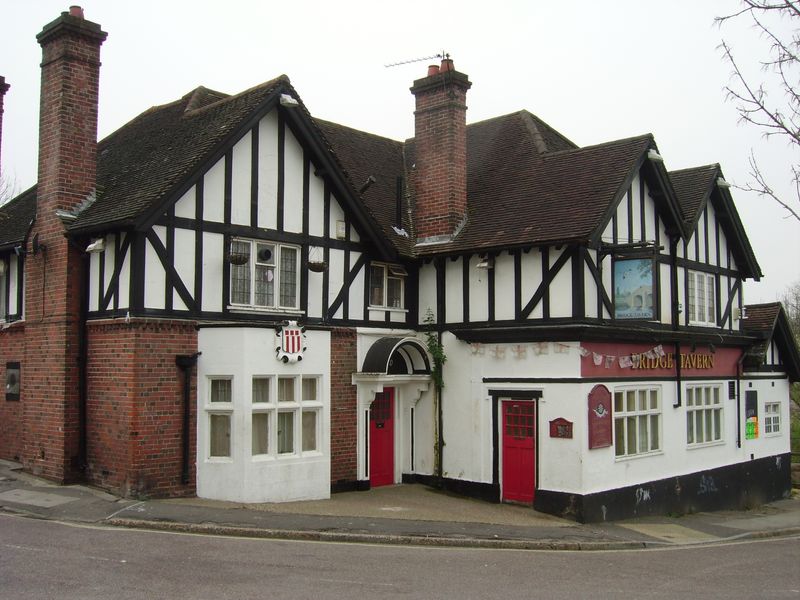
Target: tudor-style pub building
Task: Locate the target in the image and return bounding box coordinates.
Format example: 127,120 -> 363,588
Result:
1,8 -> 797,521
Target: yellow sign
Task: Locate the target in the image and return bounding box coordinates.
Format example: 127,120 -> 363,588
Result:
632,353 -> 714,370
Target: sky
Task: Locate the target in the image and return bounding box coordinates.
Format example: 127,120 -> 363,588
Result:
1,0 -> 798,304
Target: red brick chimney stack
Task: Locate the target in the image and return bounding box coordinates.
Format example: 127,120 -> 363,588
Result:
23,7 -> 106,482
410,57 -> 472,244
0,76 -> 9,183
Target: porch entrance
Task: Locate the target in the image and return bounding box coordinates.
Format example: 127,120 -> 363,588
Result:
501,400 -> 536,503
369,388 -> 395,487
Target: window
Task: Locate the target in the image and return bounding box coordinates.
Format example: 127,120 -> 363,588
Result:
229,239 -> 299,310
208,378 -> 233,458
6,362 -> 20,401
614,386 -> 661,458
369,263 -> 406,309
687,271 -> 716,326
764,402 -> 781,435
686,385 -> 723,445
250,375 -> 322,457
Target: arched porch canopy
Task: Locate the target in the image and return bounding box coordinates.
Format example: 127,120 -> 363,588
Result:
360,337 -> 431,375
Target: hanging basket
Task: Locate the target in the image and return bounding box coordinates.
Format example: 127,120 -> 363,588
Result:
226,251 -> 250,266
308,260 -> 327,273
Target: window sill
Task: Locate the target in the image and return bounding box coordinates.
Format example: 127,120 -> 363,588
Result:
205,457 -> 234,464
228,305 -> 305,316
368,306 -> 408,313
687,439 -> 725,450
614,450 -> 663,462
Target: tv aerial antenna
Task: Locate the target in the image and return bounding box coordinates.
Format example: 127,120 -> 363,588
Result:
384,51 -> 449,68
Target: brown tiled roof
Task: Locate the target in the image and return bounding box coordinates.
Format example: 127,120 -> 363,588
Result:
314,119 -> 414,255
71,78 -> 288,232
742,302 -> 781,334
0,186 -> 36,250
669,164 -> 718,229
413,117 -> 653,254
742,302 -> 800,381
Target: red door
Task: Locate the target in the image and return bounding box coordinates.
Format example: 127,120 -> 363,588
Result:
369,389 -> 395,487
502,400 -> 536,503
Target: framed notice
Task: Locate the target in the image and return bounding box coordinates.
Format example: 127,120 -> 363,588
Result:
588,384 -> 612,449
613,258 -> 655,320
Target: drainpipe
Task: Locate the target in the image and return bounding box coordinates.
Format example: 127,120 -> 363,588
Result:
736,352 -> 745,449
78,248 -> 90,472
436,331 -> 444,488
176,352 -> 201,485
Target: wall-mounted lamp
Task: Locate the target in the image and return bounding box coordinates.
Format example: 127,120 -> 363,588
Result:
709,343 -> 716,354
31,234 -> 46,255
13,245 -> 26,257
85,238 -> 105,254
647,149 -> 664,162
733,306 -> 748,320
279,93 -> 299,108
476,257 -> 494,269
716,177 -> 731,189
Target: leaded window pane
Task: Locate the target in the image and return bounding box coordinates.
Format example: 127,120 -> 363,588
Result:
279,247 -> 297,307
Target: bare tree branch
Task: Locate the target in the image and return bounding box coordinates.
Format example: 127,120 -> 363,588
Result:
718,1 -> 800,225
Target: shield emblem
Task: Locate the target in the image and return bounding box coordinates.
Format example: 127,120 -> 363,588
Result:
276,321 -> 306,363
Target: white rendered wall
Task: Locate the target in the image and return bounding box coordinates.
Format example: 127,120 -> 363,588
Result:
196,327 -> 331,503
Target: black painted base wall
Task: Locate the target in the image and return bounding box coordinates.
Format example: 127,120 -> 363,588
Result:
535,453 -> 793,523
402,473 -> 500,503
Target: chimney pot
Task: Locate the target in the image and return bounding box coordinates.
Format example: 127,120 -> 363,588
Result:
427,64 -> 440,77
440,58 -> 454,72
69,5 -> 84,18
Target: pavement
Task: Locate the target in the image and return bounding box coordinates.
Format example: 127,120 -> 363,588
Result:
1,458 -> 798,551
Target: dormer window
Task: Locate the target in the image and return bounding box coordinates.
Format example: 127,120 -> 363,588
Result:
229,239 -> 299,310
369,263 -> 406,309
687,271 -> 716,326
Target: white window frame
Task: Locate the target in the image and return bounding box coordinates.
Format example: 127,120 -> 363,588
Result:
764,401 -> 781,436
687,270 -> 716,326
206,376 -> 234,461
368,263 -> 406,310
613,386 -> 662,459
685,384 -> 724,447
228,238 -> 300,311
249,374 -> 322,460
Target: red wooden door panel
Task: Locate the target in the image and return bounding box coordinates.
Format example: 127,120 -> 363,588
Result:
369,388 -> 395,487
502,400 -> 536,503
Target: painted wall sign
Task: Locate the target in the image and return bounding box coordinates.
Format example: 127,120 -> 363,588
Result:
613,258 -> 654,320
588,384 -> 612,449
275,321 -> 307,363
581,342 -> 741,379
549,418 -> 573,439
745,390 -> 759,440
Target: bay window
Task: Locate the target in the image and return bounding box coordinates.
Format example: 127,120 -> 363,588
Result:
251,374 -> 321,458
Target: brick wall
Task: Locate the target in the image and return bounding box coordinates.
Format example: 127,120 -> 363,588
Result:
86,318 -> 197,498
0,323 -> 25,462
410,60 -> 471,241
330,327 -> 357,485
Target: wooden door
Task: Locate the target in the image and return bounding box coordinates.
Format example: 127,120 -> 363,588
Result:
502,400 -> 536,503
369,388 -> 395,487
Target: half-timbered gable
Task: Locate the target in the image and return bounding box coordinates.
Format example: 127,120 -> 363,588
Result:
71,81 -> 413,329
671,164 -> 762,333
1,11 -> 796,520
